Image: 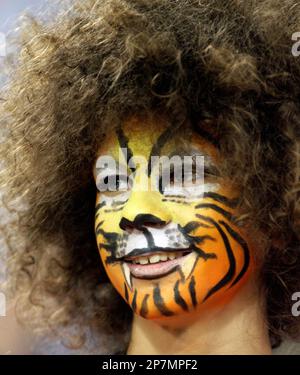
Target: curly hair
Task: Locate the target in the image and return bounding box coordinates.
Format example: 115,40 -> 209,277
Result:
1,0 -> 300,353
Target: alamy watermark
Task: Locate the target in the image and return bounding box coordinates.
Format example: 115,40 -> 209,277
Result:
291,292 -> 300,317
291,32 -> 300,57
95,150 -> 205,193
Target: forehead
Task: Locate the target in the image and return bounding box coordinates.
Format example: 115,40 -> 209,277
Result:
95,114 -> 219,161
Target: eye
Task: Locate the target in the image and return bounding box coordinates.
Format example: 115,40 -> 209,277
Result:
159,163 -> 202,194
115,174 -> 130,191
168,166 -> 183,184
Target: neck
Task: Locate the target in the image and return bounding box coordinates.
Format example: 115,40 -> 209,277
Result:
126,279 -> 272,355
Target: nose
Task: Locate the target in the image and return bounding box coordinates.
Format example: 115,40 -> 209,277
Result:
120,213 -> 167,231
118,190 -> 172,231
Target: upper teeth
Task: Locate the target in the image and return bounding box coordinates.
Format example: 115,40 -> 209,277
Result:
129,252 -> 185,264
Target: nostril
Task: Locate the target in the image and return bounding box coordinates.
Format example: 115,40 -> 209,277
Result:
134,214 -> 167,228
119,217 -> 135,231
119,215 -> 168,231
142,221 -> 166,228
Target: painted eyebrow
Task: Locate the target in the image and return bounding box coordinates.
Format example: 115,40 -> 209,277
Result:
193,127 -> 220,149
190,117 -> 220,149
147,122 -> 183,177
116,126 -> 136,173
94,126 -> 136,177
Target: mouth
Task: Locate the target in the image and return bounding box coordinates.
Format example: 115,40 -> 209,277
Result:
122,247 -> 196,280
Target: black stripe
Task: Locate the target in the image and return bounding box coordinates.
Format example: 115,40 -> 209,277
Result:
196,214 -> 236,302
131,289 -> 137,312
102,243 -> 115,252
147,122 -> 182,177
162,199 -> 190,205
95,202 -> 106,212
142,227 -> 155,248
104,207 -> 124,213
179,221 -> 213,232
163,194 -> 186,199
96,228 -> 118,242
219,220 -> 250,287
192,246 -> 217,261
203,192 -> 239,209
178,222 -> 216,247
191,117 -> 220,149
112,199 -> 128,207
195,203 -> 235,222
188,276 -> 197,308
174,280 -> 189,311
95,220 -> 104,232
180,221 -> 201,233
190,234 -> 216,244
140,294 -> 150,318
153,285 -> 174,316
104,253 -> 120,265
116,127 -> 135,172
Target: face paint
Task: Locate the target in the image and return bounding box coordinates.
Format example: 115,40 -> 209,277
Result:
93,115 -> 254,323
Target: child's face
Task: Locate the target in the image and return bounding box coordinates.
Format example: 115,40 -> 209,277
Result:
93,115 -> 253,322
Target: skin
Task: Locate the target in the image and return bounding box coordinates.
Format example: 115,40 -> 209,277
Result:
126,276 -> 272,354
93,114 -> 256,331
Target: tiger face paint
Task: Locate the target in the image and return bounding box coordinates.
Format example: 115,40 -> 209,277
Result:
93,115 -> 253,323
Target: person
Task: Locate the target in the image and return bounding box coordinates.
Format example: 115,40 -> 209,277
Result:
1,0 -> 300,355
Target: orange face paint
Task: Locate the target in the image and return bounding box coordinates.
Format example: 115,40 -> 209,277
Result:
93,114 -> 253,324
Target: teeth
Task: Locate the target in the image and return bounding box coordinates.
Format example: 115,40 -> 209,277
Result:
139,258 -> 149,265
121,262 -> 133,291
179,252 -> 199,282
130,251 -> 187,265
149,255 -> 160,264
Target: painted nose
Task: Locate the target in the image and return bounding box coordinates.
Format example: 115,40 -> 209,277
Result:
119,213 -> 167,231
118,190 -> 172,231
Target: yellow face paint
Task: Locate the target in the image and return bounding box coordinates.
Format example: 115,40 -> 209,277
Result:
93,115 -> 254,324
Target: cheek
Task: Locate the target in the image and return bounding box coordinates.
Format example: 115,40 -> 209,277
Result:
94,187 -> 254,317
94,194 -> 124,265
165,201 -> 196,226
190,212 -> 252,303
95,192 -> 127,229
169,197 -> 252,297
192,226 -> 233,290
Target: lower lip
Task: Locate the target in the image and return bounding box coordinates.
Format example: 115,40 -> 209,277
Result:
126,253 -> 191,278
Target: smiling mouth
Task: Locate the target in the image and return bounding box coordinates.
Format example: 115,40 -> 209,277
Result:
120,247 -> 199,286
